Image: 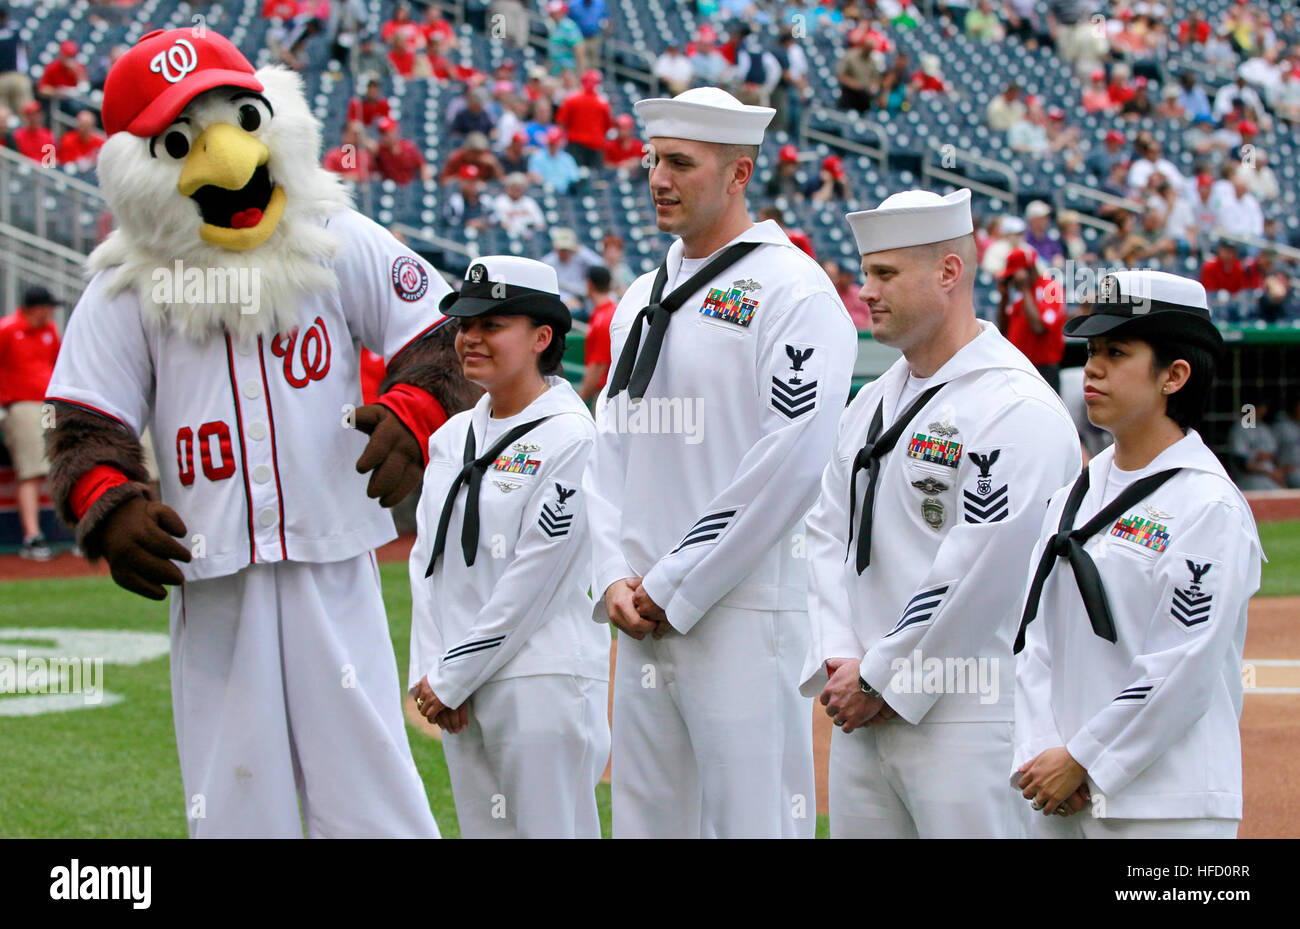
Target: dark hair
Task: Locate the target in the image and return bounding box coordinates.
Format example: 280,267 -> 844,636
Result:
535,323 -> 566,376
586,265 -> 611,291
1146,335 -> 1216,431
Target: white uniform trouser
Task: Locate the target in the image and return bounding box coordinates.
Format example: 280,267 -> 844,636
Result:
830,719 -> 1024,838
169,553 -> 439,838
612,605 -> 815,839
440,673 -> 609,838
1030,814 -> 1239,839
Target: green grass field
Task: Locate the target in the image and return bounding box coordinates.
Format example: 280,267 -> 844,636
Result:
3,520 -> 1298,838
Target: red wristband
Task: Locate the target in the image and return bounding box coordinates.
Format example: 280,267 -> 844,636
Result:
70,465 -> 130,521
376,383 -> 448,466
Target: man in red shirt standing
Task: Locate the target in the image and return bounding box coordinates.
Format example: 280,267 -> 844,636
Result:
346,79 -> 391,127
577,265 -> 616,404
603,114 -> 644,171
1,287 -> 62,559
556,69 -> 612,170
997,248 -> 1065,392
374,117 -> 431,185
13,100 -> 55,164
322,120 -> 375,182
56,109 -> 105,169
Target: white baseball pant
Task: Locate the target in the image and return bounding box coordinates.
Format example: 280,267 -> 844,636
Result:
611,605 -> 816,838
830,719 -> 1025,838
440,673 -> 609,838
169,552 -> 439,838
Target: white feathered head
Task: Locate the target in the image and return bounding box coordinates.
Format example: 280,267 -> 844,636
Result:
90,28 -> 352,342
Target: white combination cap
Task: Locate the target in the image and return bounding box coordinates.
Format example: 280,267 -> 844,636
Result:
634,86 -> 775,145
846,188 -> 974,255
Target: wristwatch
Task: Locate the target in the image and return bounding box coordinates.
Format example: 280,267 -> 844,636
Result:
859,676 -> 881,699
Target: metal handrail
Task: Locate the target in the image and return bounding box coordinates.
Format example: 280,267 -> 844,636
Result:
0,145 -> 109,254
798,106 -> 890,172
1059,182 -> 1144,227
390,221 -> 480,263
921,142 -> 1019,198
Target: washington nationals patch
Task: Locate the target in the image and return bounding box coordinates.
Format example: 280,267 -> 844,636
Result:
392,255 -> 429,302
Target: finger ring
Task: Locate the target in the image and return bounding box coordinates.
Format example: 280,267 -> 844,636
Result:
416,696 -> 425,709
1056,804 -> 1069,815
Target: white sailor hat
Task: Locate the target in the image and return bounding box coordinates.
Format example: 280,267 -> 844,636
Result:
440,256 -> 571,335
846,188 -> 974,255
1064,269 -> 1224,357
633,86 -> 775,145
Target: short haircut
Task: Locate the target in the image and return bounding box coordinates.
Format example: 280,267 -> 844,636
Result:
587,265 -> 612,291
715,143 -> 760,174
1146,336 -> 1217,430
914,234 -> 978,283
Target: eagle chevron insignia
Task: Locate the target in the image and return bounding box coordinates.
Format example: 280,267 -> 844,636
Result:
538,483 -> 578,539
1170,559 -> 1214,628
771,344 -> 820,419
963,449 -> 1009,523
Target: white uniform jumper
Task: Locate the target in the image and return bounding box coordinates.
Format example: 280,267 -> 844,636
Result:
47,209 -> 446,838
409,377 -> 610,838
586,219 -> 857,838
801,321 -> 1081,838
1015,432 -> 1263,838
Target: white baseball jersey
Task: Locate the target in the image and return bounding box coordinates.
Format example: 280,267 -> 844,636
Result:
408,377 -> 610,710
1014,431 -> 1263,821
586,219 -> 858,632
46,208 -> 451,582
800,321 -> 1081,723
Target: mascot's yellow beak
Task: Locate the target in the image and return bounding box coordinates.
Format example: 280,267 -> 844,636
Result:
178,122 -> 286,251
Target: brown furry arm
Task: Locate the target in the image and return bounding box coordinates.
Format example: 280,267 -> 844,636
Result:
45,401 -> 153,557
379,319 -> 480,417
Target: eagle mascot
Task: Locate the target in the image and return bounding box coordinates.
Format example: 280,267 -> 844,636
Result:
44,28 -> 477,838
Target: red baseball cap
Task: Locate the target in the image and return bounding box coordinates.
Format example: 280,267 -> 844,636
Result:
822,155 -> 844,178
376,116 -> 398,133
458,164 -> 481,179
60,40 -> 79,57
581,69 -> 602,89
779,143 -> 799,163
102,29 -> 262,137
1091,69 -> 1105,82
1196,173 -> 1214,187
1105,128 -> 1125,145
1047,106 -> 1065,120
1000,248 -> 1033,279
21,100 -> 42,116
545,126 -> 565,144
1238,119 -> 1258,136
615,113 -> 635,129
698,24 -> 717,43
511,130 -> 528,144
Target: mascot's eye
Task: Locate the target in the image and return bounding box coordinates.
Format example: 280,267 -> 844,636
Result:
164,131 -> 190,159
238,104 -> 262,132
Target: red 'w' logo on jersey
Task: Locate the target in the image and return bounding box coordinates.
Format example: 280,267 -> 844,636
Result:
271,316 -> 332,388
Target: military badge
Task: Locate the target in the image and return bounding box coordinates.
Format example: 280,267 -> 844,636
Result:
732,278 -> 762,294
699,286 -> 759,327
921,496 -> 946,530
1142,503 -> 1174,520
928,419 -> 959,438
513,442 -> 541,454
911,476 -> 949,495
907,432 -> 963,468
492,480 -> 521,493
538,483 -> 578,539
1110,513 -> 1171,552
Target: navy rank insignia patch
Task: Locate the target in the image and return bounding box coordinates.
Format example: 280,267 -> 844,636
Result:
770,343 -> 822,419
700,285 -> 759,326
671,507 -> 741,553
963,449 -> 1009,523
1171,559 -> 1214,628
538,483 -> 577,538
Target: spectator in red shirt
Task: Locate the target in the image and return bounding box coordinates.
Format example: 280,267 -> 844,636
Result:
37,40 -> 88,101
420,6 -> 456,49
758,206 -> 816,259
824,259 -> 872,331
603,114 -> 644,171
555,69 -> 612,170
500,130 -> 533,175
0,286 -> 62,560
439,131 -> 503,184
1107,62 -> 1136,106
13,101 -> 55,165
262,0 -> 299,18
1082,69 -> 1114,113
56,109 -> 104,169
1178,10 -> 1212,44
911,55 -> 947,94
346,79 -> 391,126
374,117 -> 431,185
578,265 -> 616,403
388,30 -> 432,79
323,120 -> 375,182
997,248 -> 1065,391
381,1 -> 425,49
1201,241 -> 1257,294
